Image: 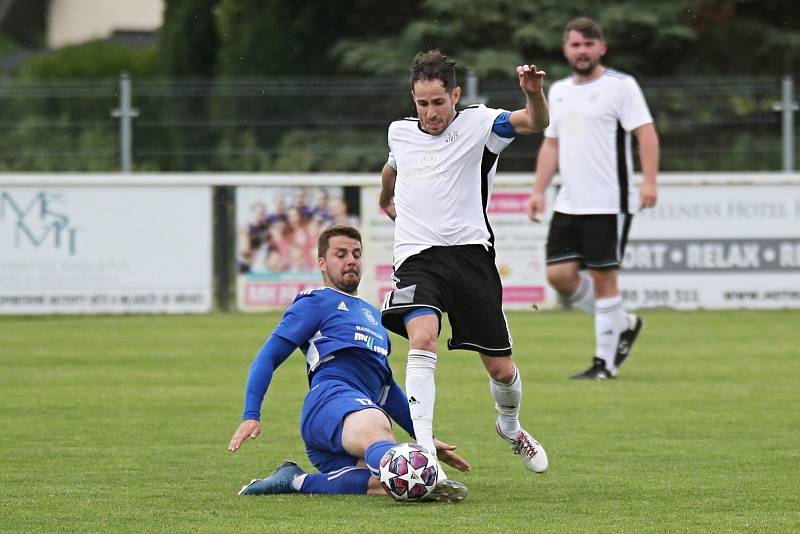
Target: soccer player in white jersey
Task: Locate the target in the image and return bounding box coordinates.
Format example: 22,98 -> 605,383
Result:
229,225 -> 470,502
379,50 -> 549,473
527,17 -> 660,380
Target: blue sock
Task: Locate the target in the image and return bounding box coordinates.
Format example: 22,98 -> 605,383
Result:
299,467 -> 371,495
365,440 -> 397,477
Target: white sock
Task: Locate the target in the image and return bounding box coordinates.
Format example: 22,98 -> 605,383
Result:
490,367 -> 522,438
625,312 -> 637,330
594,295 -> 628,372
569,272 -> 595,314
291,474 -> 307,491
406,349 -> 437,456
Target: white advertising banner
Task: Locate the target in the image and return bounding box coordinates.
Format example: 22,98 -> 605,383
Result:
360,186 -> 557,310
486,188 -> 556,309
0,187 -> 212,314
622,185 -> 800,309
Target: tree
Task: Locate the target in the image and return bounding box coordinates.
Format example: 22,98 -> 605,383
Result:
212,0 -> 422,171
332,0 -> 799,79
160,0 -> 219,77
674,0 -> 800,76
158,0 -> 220,169
215,0 -> 421,76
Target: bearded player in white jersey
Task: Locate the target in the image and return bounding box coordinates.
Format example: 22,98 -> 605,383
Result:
528,17 -> 660,380
379,50 -> 550,474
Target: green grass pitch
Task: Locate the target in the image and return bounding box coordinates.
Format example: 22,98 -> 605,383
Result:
1,310 -> 798,533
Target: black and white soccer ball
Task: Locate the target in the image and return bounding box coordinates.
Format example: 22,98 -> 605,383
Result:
378,443 -> 438,501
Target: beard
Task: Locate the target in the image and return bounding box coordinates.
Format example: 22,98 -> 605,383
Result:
338,272 -> 360,294
570,57 -> 600,77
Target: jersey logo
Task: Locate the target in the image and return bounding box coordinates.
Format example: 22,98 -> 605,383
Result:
420,151 -> 439,166
362,307 -> 378,325
337,301 -> 349,312
445,130 -> 460,143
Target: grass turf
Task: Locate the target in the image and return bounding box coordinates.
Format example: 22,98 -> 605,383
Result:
1,310 -> 798,533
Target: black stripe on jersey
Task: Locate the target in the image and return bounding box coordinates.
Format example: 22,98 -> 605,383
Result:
616,121 -> 629,213
619,213 -> 633,258
480,146 -> 498,253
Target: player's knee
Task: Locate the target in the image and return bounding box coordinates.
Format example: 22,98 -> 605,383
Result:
408,329 -> 438,352
488,366 -> 516,383
589,270 -> 617,296
485,358 -> 516,383
359,422 -> 395,450
342,409 -> 394,453
546,266 -> 577,294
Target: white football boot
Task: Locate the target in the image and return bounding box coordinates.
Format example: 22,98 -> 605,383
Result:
496,420 -> 549,473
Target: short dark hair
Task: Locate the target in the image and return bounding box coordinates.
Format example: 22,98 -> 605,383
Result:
564,17 -> 604,42
317,225 -> 362,258
410,50 -> 457,92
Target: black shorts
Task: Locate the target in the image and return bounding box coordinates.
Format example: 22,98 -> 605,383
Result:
546,212 -> 632,270
381,245 -> 512,356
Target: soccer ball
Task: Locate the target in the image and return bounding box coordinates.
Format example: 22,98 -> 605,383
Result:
378,443 -> 439,502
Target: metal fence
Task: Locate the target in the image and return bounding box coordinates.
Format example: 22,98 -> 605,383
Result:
0,74 -> 796,173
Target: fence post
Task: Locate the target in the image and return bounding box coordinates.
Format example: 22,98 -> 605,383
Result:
110,72 -> 139,173
213,185 -> 235,311
774,75 -> 798,172
781,76 -> 797,172
461,70 -> 486,106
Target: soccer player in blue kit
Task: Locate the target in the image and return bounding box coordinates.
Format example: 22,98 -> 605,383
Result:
228,225 -> 470,501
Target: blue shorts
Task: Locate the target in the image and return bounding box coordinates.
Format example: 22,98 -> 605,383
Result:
300,379 -> 385,473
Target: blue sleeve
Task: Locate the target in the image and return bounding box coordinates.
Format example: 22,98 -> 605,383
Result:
242,335 -> 297,421
492,111 -> 516,138
381,379 -> 415,438
273,293 -> 322,346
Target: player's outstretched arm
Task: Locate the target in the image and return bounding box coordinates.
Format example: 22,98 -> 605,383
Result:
509,64 -> 549,134
227,335 -> 297,452
433,437 -> 471,472
228,419 -> 262,452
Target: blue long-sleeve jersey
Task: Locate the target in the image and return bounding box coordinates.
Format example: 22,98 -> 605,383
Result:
241,286 -> 414,437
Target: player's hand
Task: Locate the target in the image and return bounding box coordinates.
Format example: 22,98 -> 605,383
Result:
526,191 -> 546,222
228,419 -> 262,452
639,182 -> 657,210
516,64 -> 546,94
433,437 -> 471,472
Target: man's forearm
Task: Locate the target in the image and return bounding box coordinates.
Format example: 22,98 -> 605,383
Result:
533,139 -> 558,193
637,124 -> 660,184
526,90 -> 549,132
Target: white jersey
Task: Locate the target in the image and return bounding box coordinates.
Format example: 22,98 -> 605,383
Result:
544,69 -> 653,214
386,104 -> 513,267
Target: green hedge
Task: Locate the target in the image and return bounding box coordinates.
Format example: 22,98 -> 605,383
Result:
20,40 -> 158,79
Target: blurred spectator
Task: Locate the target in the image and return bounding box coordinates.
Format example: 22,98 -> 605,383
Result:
239,187 -> 360,275
329,196 -> 359,227
284,206 -> 315,272
265,194 -> 288,226
238,201 -> 268,273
